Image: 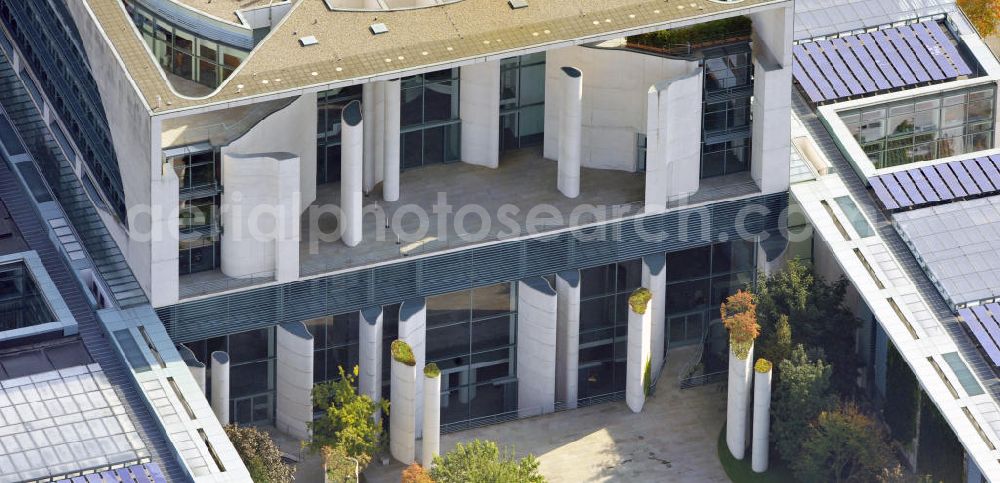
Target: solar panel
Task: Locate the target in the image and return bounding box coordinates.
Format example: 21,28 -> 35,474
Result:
115,468 -> 133,483
919,165 -> 953,198
934,163 -> 968,197
130,465 -> 152,483
960,307 -> 1000,366
885,28 -> 932,83
925,21 -> 974,76
961,158 -> 994,191
880,174 -> 914,208
845,35 -> 892,90
803,42 -> 854,98
793,58 -> 826,103
147,462 -> 167,483
911,22 -> 959,78
832,38 -> 877,92
898,25 -> 946,81
975,157 -> 1000,189
870,176 -> 900,209
870,30 -> 919,85
816,39 -> 865,95
949,160 -> 982,195
861,32 -> 913,86
893,171 -> 927,204
908,169 -> 940,202
793,45 -> 838,100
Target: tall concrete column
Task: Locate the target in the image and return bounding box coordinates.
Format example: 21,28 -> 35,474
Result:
642,255 -> 667,377
421,365 -> 441,468
557,67 -> 582,198
341,100 -> 364,247
390,341 -> 417,464
517,277 -> 558,416
177,344 -> 206,395
752,361 -> 773,473
750,5 -> 793,196
727,343 -> 754,460
374,81 -> 386,184
400,298 -> 426,437
210,351 -> 230,424
555,270 -> 580,409
359,306 -> 384,405
460,61 -> 501,168
383,79 -> 401,202
276,321 -> 314,440
150,160 -> 179,307
362,83 -> 377,193
645,68 -> 703,210
626,289 -> 652,413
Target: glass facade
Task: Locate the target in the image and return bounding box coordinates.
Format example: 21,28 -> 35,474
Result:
577,260 -> 642,402
426,283 -> 518,430
840,86 -> 996,169
401,69 -> 462,168
187,327 -> 276,426
500,53 -> 546,151
0,262 -> 54,331
121,0 -> 248,89
664,240 -> 756,346
305,312 -> 361,385
169,148 -> 222,275
316,85 -> 363,185
701,45 -> 754,178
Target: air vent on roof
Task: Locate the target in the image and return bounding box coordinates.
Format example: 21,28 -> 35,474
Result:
508,0 -> 528,8
370,23 -> 388,35
299,35 -> 318,47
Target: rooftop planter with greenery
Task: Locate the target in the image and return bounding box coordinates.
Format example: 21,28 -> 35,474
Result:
628,287 -> 652,314
721,290 -> 759,360
392,340 -> 416,366
755,358 -> 772,374
627,16 -> 752,55
424,362 -> 440,378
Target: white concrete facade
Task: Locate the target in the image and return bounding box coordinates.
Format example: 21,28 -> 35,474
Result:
751,365 -> 772,473
421,371 -> 442,468
516,277 -> 558,416
726,344 -> 754,460
642,254 -> 667,377
625,294 -> 652,413
390,351 -> 417,464
400,298 -> 427,437
340,100 -> 364,247
555,270 -> 581,409
460,61 -> 501,168
645,68 -> 704,209
210,351 -> 230,424
359,306 -> 384,404
276,321 -> 314,441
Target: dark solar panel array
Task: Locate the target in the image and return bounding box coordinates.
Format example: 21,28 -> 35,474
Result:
793,21 -> 973,103
959,304 -> 1000,367
56,463 -> 167,483
868,154 -> 1000,211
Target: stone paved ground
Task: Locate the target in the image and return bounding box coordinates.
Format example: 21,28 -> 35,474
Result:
364,345 -> 729,483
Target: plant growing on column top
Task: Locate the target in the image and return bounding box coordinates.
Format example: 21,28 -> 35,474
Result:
721,290 -> 759,359
628,287 -> 652,314
392,339 -> 416,366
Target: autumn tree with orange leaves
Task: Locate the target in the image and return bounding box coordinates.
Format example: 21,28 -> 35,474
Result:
721,290 -> 760,359
958,0 -> 1000,36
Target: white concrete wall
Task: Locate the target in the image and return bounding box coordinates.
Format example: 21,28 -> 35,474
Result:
460,61 -> 501,168
276,321 -> 314,441
399,299 -> 427,437
390,355 -> 417,464
220,152 -> 300,280
642,255 -> 666,378
645,68 -> 704,209
340,100 -> 364,247
751,366 -> 772,473
150,161 -> 179,306
555,270 -> 580,409
516,277 -> 558,416
726,344 -> 754,460
750,6 -> 793,196
544,45 -> 698,171
210,351 -> 230,424
625,296 -> 652,413
359,306 -> 384,404
421,372 -> 441,468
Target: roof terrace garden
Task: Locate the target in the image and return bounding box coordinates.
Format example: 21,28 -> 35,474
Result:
626,16 -> 752,57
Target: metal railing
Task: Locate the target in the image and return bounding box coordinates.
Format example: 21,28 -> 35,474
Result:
679,370 -> 728,390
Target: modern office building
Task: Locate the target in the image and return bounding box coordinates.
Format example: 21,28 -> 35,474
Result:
3,0 -> 1000,481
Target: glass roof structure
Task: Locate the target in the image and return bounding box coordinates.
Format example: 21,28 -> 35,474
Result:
794,0 -> 954,40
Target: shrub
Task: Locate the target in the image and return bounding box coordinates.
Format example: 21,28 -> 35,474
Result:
792,403 -> 893,483
424,362 -> 440,378
754,358 -> 772,373
772,345 -> 834,464
402,463 -> 435,483
958,0 -> 1000,36
628,16 -> 752,50
392,339 -> 416,366
323,446 -> 360,483
308,365 -> 389,472
720,290 -> 759,359
431,440 -> 545,483
628,287 -> 652,314
223,424 -> 294,483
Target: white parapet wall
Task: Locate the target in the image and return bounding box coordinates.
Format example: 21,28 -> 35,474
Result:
645,68 -> 704,209
359,306 -> 384,405
421,368 -> 442,468
555,270 -> 581,409
460,60 -> 501,168
210,351 -> 230,424
276,321 -> 314,441
642,254 -> 666,378
557,66 -> 583,198
517,277 -> 558,416
400,298 -> 427,437
545,45 -> 699,172
726,344 -> 754,460
340,100 -> 364,247
220,151 -> 301,280
752,362 -> 773,473
390,344 -> 417,464
625,291 -> 652,413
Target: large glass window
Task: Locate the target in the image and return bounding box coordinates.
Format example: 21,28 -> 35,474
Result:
701,44 -> 754,178
170,148 -> 222,275
500,53 -> 546,151
426,283 -> 517,431
186,327 -> 276,426
840,86 -> 996,169
400,69 -> 462,168
306,312 -> 361,385
122,0 -> 248,89
577,260 -> 642,403
316,86 -> 363,184
0,262 -> 55,331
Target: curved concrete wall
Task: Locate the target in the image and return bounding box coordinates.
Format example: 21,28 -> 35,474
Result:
421,373 -> 441,467
726,345 -> 754,460
544,45 -> 698,171
341,100 -> 364,247
276,321 -> 314,440
516,277 -> 558,416
555,270 -> 580,409
399,298 -> 426,437
751,367 -> 772,472
390,358 -> 417,464
625,298 -> 651,413
645,68 -> 704,209
210,351 -> 230,424
359,306 -> 384,404
460,61 -> 501,168
642,255 -> 666,377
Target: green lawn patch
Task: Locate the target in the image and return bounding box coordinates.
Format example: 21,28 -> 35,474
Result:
717,425 -> 797,483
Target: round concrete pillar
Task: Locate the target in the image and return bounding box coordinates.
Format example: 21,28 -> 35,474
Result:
210,351 -> 230,424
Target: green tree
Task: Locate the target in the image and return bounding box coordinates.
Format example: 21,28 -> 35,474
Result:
223,424 -> 295,483
958,0 -> 1000,36
754,259 -> 861,395
308,365 -> 389,470
792,404 -> 893,483
772,345 -> 835,463
758,314 -> 793,379
431,440 -> 545,483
